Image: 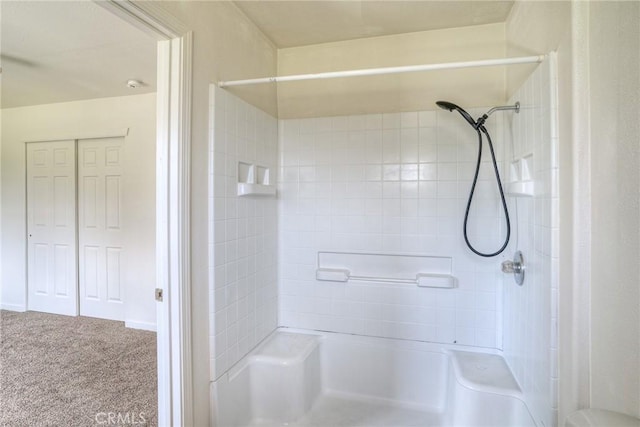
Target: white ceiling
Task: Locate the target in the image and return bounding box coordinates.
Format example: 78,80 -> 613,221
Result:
1,1 -> 515,110
234,0 -> 514,48
1,1 -> 157,109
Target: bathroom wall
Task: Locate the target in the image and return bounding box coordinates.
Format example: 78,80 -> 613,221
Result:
277,23 -> 505,119
209,86 -> 279,380
588,1 -> 640,418
150,3 -> 278,423
502,56 -> 559,427
506,3 -> 578,425
508,1 -> 640,423
278,108 -> 509,347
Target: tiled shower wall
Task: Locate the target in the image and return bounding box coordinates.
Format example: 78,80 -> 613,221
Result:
209,60 -> 558,403
209,87 -> 279,380
278,109 -> 511,347
502,55 -> 559,427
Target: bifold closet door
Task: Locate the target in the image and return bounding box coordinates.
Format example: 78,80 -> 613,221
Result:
26,140 -> 78,316
78,137 -> 125,321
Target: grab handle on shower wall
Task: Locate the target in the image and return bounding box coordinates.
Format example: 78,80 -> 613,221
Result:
315,268 -> 457,289
315,251 -> 457,288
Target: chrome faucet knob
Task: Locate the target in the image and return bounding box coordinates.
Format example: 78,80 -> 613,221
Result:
501,260 -> 515,273
501,251 -> 525,285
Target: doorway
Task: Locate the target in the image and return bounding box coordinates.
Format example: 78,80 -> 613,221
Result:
2,1 -> 192,423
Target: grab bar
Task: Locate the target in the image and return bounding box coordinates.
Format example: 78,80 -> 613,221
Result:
316,268 -> 456,289
350,275 -> 416,285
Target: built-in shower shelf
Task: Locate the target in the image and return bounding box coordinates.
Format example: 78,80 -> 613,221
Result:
506,180 -> 534,197
237,161 -> 275,197
507,154 -> 534,197
237,183 -> 276,197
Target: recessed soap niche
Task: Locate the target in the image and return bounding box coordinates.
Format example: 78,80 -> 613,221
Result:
237,161 -> 276,196
507,154 -> 534,197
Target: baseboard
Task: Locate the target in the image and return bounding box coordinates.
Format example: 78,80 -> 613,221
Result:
1,303 -> 27,312
125,320 -> 157,332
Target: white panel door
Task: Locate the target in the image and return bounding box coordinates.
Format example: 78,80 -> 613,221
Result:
27,140 -> 78,316
78,137 -> 125,321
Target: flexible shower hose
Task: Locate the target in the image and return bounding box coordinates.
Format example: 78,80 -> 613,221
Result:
463,125 -> 510,257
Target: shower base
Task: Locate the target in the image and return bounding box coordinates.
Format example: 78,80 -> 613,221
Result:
212,329 -> 535,427
247,394 -> 440,427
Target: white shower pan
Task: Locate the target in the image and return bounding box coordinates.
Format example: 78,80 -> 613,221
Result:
211,330 -> 535,427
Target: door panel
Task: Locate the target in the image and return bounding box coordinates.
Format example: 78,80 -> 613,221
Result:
53,244 -> 71,296
33,244 -> 49,294
105,176 -> 121,228
27,140 -> 78,316
106,248 -> 122,301
83,246 -> 99,299
82,176 -> 98,228
78,137 -> 125,321
53,176 -> 71,226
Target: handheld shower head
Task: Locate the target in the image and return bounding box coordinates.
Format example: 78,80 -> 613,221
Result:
435,100 -> 458,112
436,101 -> 477,128
435,99 -> 514,257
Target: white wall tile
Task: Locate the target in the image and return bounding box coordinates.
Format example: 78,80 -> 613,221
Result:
502,56 -> 559,427
210,60 -> 558,422
209,86 -> 278,381
279,106 -> 507,347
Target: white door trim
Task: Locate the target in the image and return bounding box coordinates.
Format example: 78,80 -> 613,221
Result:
95,2 -> 193,426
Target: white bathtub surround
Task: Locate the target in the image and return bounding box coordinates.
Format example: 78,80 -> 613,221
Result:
502,55 -> 559,426
212,329 -> 535,427
209,62 -> 557,426
209,86 -> 279,380
278,108 -> 508,348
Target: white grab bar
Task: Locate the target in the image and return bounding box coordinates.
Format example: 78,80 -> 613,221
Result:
316,268 -> 456,289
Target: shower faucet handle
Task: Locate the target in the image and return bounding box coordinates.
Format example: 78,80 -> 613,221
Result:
501,251 -> 525,286
501,260 -> 521,274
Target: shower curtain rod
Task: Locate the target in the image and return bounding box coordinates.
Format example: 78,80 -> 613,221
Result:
217,55 -> 545,88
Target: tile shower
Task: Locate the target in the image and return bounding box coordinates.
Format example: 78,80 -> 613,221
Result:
209,55 -> 558,426
277,107 -> 505,347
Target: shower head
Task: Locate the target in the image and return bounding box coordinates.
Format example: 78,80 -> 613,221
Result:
436,101 -> 477,128
435,100 -> 458,112
483,102 -> 520,117
475,102 -> 520,128
437,100 -> 521,129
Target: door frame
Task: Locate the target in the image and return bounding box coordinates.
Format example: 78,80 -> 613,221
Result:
95,2 -> 193,425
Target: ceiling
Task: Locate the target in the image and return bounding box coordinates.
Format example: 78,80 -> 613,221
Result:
1,1 -> 157,109
0,1 -> 515,110
234,1 -> 514,48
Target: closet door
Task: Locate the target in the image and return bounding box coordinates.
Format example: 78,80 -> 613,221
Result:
26,140 -> 78,316
78,137 -> 125,321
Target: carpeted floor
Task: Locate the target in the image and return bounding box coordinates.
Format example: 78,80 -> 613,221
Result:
0,310 -> 157,426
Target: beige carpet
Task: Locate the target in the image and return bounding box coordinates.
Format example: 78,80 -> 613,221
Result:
0,310 -> 157,426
